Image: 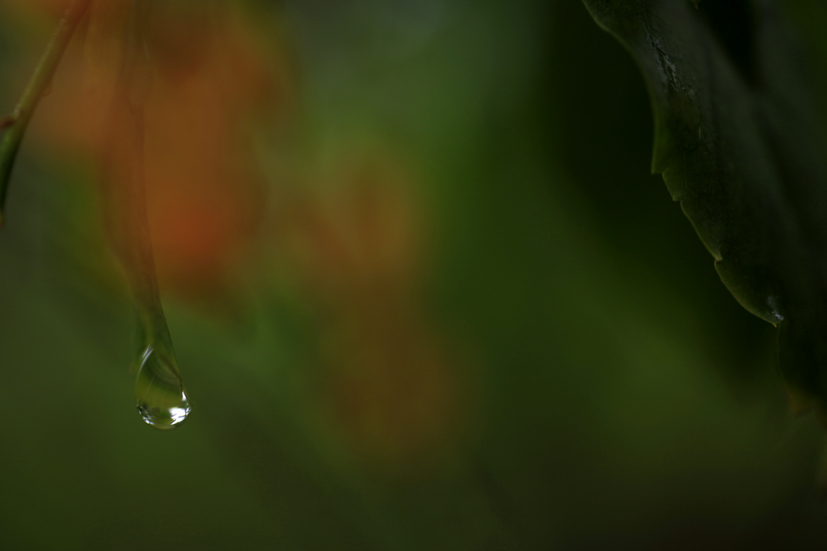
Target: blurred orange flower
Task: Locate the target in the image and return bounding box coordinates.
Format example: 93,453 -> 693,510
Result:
277,157 -> 425,300
276,154 -> 470,472
14,1 -> 287,299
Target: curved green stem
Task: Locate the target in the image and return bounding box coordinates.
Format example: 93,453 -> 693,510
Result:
0,0 -> 91,226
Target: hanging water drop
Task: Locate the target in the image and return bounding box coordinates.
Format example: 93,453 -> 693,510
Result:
135,346 -> 191,429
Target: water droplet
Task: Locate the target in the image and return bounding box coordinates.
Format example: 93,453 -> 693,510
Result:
135,346 -> 191,430
766,295 -> 784,325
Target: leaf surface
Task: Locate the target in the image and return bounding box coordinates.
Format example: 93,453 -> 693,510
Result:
580,0 -> 827,404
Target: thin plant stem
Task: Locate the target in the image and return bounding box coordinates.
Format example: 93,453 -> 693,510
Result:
101,0 -> 176,356
0,0 -> 92,226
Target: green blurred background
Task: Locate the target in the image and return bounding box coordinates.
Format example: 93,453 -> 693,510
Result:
0,0 -> 826,549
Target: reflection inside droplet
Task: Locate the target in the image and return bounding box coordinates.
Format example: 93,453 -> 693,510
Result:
767,295 -> 784,325
137,393 -> 191,428
135,346 -> 191,430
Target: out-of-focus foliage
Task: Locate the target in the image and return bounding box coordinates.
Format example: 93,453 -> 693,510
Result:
0,0 -> 825,549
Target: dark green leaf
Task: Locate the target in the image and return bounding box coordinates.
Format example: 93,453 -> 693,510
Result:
580,0 -> 827,406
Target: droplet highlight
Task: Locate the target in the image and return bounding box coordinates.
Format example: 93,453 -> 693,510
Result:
135,346 -> 191,430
